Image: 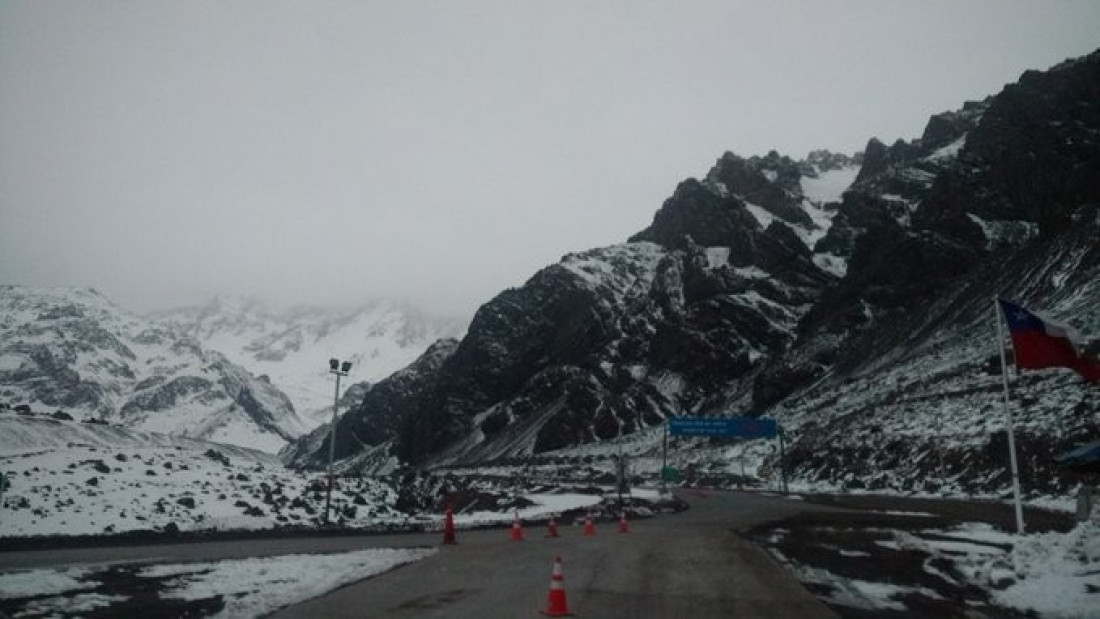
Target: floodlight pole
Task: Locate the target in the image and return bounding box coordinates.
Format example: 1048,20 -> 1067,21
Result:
617,438 -> 624,512
324,358 -> 351,526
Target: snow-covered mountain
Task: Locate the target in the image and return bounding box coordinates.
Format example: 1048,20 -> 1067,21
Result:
151,296 -> 467,427
288,48 -> 1100,503
0,286 -> 306,452
291,148 -> 861,470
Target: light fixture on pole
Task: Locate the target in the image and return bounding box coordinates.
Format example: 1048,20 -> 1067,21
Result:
324,357 -> 351,525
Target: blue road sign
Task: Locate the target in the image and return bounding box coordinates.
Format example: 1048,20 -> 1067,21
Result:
669,417 -> 778,439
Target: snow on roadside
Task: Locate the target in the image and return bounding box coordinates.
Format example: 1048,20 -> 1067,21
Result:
763,519 -> 1100,617
451,488 -> 653,527
787,565 -> 911,611
986,522 -> 1100,617
0,567 -> 96,597
0,548 -> 436,619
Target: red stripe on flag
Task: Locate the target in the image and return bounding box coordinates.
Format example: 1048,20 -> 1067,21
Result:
1010,331 -> 1100,383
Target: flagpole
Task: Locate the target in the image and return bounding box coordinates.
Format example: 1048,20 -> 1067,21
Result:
994,298 -> 1026,535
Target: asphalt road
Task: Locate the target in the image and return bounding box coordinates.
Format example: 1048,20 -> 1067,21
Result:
1,490 -> 839,618
272,490 -> 838,619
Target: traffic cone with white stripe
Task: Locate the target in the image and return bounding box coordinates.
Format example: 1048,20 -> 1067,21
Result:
541,555 -> 572,616
583,514 -> 596,537
511,516 -> 524,542
546,515 -> 559,538
619,511 -> 629,534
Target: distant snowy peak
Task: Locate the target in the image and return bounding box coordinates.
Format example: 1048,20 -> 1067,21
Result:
0,286 -> 305,453
152,296 -> 468,424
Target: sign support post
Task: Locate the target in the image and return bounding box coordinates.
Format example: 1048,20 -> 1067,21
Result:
661,420 -> 669,494
666,416 -> 782,491
778,425 -> 788,495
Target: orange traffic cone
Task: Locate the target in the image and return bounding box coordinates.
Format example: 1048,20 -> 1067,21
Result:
511,517 -> 525,542
541,556 -> 572,616
442,505 -> 457,545
619,511 -> 629,534
546,516 -> 559,538
583,514 -> 596,537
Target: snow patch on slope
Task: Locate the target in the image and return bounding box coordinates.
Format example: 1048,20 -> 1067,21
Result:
801,166 -> 859,206
966,213 -> 1040,250
560,242 -> 667,306
154,298 -> 468,427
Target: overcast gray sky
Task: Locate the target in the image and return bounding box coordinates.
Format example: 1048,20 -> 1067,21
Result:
2,1 -> 1098,316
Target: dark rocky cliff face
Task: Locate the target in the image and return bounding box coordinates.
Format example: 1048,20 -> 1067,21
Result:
288,48 -> 1100,472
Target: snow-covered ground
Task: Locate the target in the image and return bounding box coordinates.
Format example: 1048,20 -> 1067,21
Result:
0,415 -> 401,538
978,521 -> 1100,617
0,547 -> 435,618
753,504 -> 1100,618
0,416 -> 677,539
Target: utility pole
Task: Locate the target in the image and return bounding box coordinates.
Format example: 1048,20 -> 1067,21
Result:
324,358 -> 351,526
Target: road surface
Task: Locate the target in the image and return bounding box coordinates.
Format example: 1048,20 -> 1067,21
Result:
274,489 -> 838,618
1,490 -> 839,618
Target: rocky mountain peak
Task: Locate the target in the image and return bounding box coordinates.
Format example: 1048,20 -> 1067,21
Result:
804,149 -> 862,173
629,179 -> 762,251
700,151 -> 811,226
284,48 -> 1100,490
919,99 -> 989,152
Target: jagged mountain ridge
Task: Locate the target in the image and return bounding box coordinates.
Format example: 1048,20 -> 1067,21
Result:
151,296 -> 467,427
289,49 -> 1099,497
291,151 -> 863,469
0,286 -> 306,453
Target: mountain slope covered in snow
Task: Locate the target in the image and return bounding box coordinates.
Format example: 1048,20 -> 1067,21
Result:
152,296 -> 467,427
0,287 -> 306,452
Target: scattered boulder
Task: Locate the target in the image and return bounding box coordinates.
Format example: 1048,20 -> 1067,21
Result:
86,460 -> 111,474
203,449 -> 231,467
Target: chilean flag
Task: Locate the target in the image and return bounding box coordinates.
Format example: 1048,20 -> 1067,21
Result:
998,299 -> 1100,383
